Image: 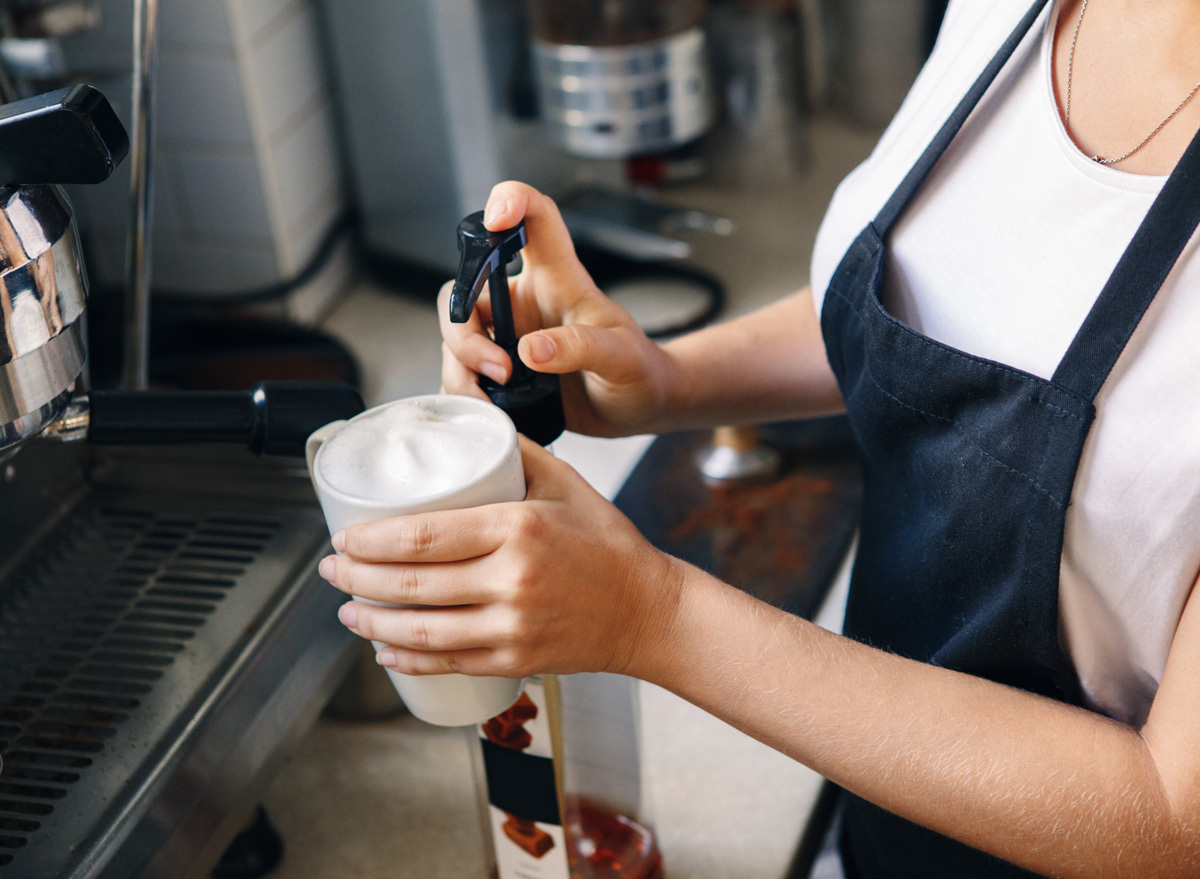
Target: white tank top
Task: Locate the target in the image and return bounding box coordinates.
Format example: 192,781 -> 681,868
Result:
811,0 -> 1200,725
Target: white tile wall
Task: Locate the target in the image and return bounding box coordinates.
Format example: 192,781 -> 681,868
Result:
181,152 -> 274,237
81,227 -> 281,294
153,154 -> 188,235
275,102 -> 343,271
231,0 -> 297,41
151,238 -> 281,294
159,0 -> 235,50
68,139 -> 178,237
156,54 -> 256,145
83,0 -> 135,43
75,228 -> 124,288
247,4 -> 326,137
58,0 -> 349,318
227,0 -> 348,308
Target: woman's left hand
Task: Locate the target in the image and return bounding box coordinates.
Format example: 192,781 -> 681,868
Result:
317,436 -> 683,679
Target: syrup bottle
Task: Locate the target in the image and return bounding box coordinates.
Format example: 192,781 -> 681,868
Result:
454,215 -> 662,879
471,675 -> 662,879
555,674 -> 664,879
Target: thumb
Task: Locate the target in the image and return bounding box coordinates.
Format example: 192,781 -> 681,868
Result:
518,323 -> 645,383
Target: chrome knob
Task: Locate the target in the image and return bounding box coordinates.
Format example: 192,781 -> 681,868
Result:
696,425 -> 782,485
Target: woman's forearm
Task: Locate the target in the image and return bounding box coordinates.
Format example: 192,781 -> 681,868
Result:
656,287 -> 844,431
635,562 -> 1200,879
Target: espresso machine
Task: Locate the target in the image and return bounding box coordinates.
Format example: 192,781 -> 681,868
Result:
0,84 -> 363,457
0,85 -> 365,878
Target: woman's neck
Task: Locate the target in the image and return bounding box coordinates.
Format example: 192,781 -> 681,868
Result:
1053,0 -> 1200,174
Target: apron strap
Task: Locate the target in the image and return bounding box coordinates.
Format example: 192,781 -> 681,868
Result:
874,0 -> 1052,235
1052,125 -> 1200,401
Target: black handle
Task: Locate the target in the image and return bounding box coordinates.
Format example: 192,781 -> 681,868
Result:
88,381 -> 366,457
0,85 -> 129,186
450,211 -> 565,446
449,212 -> 527,337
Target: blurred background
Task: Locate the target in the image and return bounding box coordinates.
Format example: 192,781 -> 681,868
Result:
0,0 -> 948,397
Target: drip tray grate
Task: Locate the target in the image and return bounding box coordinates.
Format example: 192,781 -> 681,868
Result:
0,486 -> 339,878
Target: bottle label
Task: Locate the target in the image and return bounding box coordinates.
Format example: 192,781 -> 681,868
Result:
479,678 -> 571,879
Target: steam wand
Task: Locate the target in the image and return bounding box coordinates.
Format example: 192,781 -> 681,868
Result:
123,0 -> 158,391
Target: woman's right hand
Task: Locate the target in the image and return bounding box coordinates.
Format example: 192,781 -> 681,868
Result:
439,181 -> 678,438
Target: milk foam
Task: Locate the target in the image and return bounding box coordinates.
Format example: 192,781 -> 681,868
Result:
318,399 -> 509,502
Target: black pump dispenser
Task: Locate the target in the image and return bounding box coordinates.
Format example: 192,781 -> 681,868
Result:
450,210 -> 565,446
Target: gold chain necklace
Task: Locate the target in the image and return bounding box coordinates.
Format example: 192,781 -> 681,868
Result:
1065,0 -> 1200,165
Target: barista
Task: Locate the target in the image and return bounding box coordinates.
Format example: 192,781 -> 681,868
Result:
319,1 -> 1200,876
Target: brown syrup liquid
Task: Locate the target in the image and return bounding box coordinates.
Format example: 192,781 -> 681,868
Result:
564,798 -> 664,879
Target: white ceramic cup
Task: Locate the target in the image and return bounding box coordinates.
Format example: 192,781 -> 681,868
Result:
306,394 -> 527,726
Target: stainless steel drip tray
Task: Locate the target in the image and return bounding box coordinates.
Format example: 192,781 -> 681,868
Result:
0,443 -> 357,879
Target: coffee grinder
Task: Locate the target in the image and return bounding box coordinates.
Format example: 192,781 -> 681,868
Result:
526,0 -> 713,160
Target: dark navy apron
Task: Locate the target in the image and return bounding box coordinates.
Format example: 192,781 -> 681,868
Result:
819,1 -> 1200,876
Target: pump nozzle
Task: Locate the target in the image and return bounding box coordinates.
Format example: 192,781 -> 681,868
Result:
450,213 -> 526,330
451,210 -> 565,446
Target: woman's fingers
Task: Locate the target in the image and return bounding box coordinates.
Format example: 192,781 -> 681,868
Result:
518,322 -> 647,383
338,602 -> 509,654
335,505 -> 510,563
438,280 -> 511,385
340,603 -> 535,678
317,433 -> 669,678
484,181 -> 583,275
375,646 -> 511,678
441,341 -> 492,400
321,556 -> 495,607
517,434 -> 583,502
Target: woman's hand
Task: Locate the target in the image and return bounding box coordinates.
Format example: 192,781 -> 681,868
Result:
439,181 -> 679,438
317,436 -> 685,679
